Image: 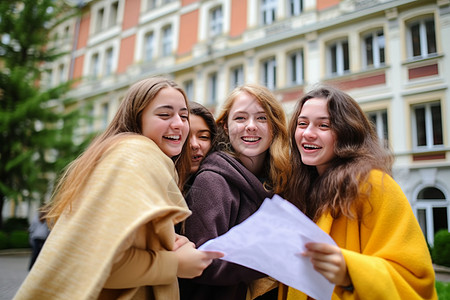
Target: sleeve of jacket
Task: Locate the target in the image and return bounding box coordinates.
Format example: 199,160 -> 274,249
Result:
183,170 -> 266,285
338,171 -> 437,300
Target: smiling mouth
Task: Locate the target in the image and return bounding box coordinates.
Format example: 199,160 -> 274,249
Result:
303,144 -> 321,150
242,137 -> 261,142
191,155 -> 203,161
164,135 -> 181,141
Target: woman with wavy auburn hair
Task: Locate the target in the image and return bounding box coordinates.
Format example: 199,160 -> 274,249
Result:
282,85 -> 437,300
14,76 -> 222,300
180,83 -> 290,300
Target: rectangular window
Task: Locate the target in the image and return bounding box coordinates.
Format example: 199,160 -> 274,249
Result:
261,0 -> 276,25
288,50 -> 303,85
412,102 -> 443,148
147,0 -> 156,10
109,2 -> 118,27
184,80 -> 194,101
144,32 -> 154,62
328,39 -> 349,76
208,73 -> 218,105
91,53 -> 99,78
105,48 -> 113,76
289,0 -> 303,16
408,18 -> 437,59
230,65 -> 244,90
210,6 -> 223,37
363,30 -> 385,68
58,64 -> 65,83
162,26 -> 172,57
102,102 -> 109,129
96,8 -> 104,33
262,57 -> 276,90
367,110 -> 389,147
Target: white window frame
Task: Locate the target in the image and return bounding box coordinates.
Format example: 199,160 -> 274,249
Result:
261,0 -> 277,25
362,29 -> 385,69
210,6 -> 223,37
407,17 -> 437,59
411,101 -> 443,149
208,72 -> 218,105
230,65 -> 244,90
367,109 -> 389,145
327,39 -> 349,76
104,48 -> 114,76
288,49 -> 303,85
289,0 -> 303,16
144,32 -> 154,62
183,80 -> 194,102
91,53 -> 100,78
262,57 -> 276,90
162,25 -> 173,57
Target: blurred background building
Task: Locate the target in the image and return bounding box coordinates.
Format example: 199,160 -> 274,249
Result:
9,0 -> 450,246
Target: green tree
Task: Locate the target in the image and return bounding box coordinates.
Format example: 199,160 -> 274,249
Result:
0,0 -> 92,227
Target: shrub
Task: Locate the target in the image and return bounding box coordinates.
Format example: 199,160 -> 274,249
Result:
3,217 -> 29,232
432,230 -> 450,267
436,281 -> 450,300
9,230 -> 30,248
0,231 -> 8,249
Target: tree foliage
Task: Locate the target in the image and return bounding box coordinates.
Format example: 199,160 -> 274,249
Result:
0,0 -> 92,227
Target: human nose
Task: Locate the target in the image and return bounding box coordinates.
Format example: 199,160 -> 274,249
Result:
171,115 -> 184,129
303,124 -> 316,138
190,136 -> 199,150
245,118 -> 257,131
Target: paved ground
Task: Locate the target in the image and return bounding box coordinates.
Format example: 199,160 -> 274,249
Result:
0,252 -> 449,300
0,253 -> 29,300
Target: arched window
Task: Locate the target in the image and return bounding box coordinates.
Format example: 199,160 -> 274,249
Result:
416,187 -> 448,246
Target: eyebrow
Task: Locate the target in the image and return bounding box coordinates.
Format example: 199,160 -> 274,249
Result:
298,115 -> 330,120
155,105 -> 188,111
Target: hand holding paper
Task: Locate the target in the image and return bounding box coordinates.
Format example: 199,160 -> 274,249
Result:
198,194 -> 336,300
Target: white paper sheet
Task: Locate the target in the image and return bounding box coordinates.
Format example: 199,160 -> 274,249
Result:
198,194 -> 336,300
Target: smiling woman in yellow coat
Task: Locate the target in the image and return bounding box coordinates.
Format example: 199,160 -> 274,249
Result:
283,85 -> 437,300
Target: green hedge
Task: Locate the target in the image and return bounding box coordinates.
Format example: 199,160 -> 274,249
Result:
432,230 -> 450,268
0,231 -> 8,249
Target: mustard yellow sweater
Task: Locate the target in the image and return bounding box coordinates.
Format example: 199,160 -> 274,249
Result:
286,170 -> 437,300
14,135 -> 191,300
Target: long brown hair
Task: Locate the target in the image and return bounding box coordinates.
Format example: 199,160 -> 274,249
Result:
45,77 -> 191,224
215,84 -> 291,195
287,85 -> 393,221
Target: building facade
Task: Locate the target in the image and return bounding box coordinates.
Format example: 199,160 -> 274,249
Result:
40,0 -> 450,245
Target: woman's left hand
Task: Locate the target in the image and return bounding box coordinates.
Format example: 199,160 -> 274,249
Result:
302,242 -> 351,287
173,234 -> 190,251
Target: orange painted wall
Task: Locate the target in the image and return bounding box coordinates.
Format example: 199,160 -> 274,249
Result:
317,0 -> 340,11
181,0 -> 198,5
122,0 -> 140,30
230,0 -> 247,37
77,13 -> 90,50
117,35 -> 136,74
178,10 -> 199,55
72,55 -> 85,87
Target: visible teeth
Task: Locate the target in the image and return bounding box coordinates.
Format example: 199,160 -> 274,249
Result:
165,135 -> 180,140
304,144 -> 320,149
243,137 -> 260,142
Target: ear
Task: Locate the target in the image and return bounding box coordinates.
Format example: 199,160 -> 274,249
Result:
223,122 -> 228,133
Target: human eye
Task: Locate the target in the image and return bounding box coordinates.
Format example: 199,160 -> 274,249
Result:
180,113 -> 189,120
297,119 -> 307,127
257,115 -> 268,121
199,134 -> 211,140
233,115 -> 245,122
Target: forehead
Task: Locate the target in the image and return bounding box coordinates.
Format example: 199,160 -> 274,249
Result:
300,98 -> 328,115
151,87 -> 187,108
229,92 -> 264,113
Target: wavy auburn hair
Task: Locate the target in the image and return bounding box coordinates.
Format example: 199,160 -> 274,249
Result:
215,84 -> 291,195
287,85 -> 393,221
45,77 -> 191,224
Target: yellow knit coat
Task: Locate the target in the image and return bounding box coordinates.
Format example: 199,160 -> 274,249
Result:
284,170 -> 437,300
